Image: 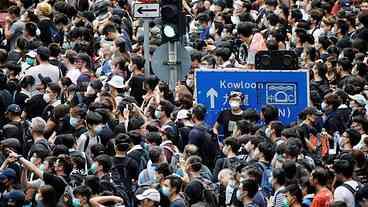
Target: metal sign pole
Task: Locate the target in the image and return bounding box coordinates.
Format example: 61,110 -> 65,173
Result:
143,19 -> 151,79
168,41 -> 178,90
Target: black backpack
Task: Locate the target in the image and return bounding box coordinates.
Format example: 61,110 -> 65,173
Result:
111,157 -> 136,207
129,148 -> 149,172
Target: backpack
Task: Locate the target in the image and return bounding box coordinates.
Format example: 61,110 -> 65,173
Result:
340,182 -> 362,207
58,175 -> 75,206
222,157 -> 247,172
129,148 -> 149,172
202,127 -> 219,170
49,23 -> 62,43
256,162 -> 273,199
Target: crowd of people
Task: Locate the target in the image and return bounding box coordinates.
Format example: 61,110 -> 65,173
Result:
0,0 -> 367,206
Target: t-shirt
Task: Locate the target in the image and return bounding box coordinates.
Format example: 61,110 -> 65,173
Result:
129,74 -> 145,105
334,180 -> 360,207
22,63 -> 60,85
43,173 -> 67,200
311,187 -> 333,207
171,197 -> 186,207
9,20 -> 25,50
216,109 -> 244,138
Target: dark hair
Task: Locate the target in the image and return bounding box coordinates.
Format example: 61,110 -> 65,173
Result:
261,105 -> 279,124
331,201 -> 347,207
131,54 -> 145,70
48,43 -> 61,58
149,146 -> 162,163
128,131 -> 142,145
257,141 -> 275,162
224,137 -> 240,153
237,22 -> 255,38
95,154 -> 112,173
192,104 -> 207,121
286,184 -> 303,204
159,99 -> 175,118
144,75 -> 159,91
73,185 -> 92,200
187,155 -> 202,172
47,83 -> 61,97
237,120 -> 253,135
114,133 -> 131,152
244,167 -> 262,184
157,162 -> 172,177
333,159 -> 354,178
311,167 -> 329,186
127,116 -> 145,131
40,185 -> 58,207
102,24 -> 117,36
241,179 -> 258,198
84,175 -> 101,194
345,128 -> 361,147
273,168 -> 286,186
8,6 -> 20,16
270,121 -> 284,137
165,175 -> 183,194
146,132 -> 162,146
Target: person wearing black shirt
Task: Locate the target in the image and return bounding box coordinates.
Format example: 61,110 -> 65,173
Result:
13,151 -> 73,200
214,91 -> 245,139
126,54 -> 146,106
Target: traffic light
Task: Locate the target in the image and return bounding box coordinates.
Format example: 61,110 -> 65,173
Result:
160,0 -> 185,43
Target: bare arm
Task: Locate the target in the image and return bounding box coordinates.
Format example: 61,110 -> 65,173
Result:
9,151 -> 43,179
89,196 -> 124,207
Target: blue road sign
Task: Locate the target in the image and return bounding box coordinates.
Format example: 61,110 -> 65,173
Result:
195,69 -> 310,126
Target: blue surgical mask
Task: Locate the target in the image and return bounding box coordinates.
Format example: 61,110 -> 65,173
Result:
154,110 -> 161,119
89,163 -> 97,174
69,117 -> 80,127
72,198 -> 81,207
95,125 -> 104,134
161,186 -> 171,197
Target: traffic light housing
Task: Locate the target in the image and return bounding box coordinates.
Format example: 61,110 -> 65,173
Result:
160,0 -> 185,43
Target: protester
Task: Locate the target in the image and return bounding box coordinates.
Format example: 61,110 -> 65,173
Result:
0,0 -> 367,207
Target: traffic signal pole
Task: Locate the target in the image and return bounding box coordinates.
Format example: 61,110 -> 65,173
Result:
168,41 -> 178,90
143,19 -> 151,79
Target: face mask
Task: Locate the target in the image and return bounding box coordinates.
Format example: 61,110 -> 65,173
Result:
89,163 -> 97,174
236,189 -> 242,201
30,157 -> 37,164
70,117 -> 80,127
154,110 -> 161,119
128,64 -> 134,72
186,79 -> 194,88
222,145 -> 228,155
72,198 -> 81,207
26,57 -> 35,66
95,125 -> 104,134
229,101 -> 240,109
321,102 -> 328,112
43,93 -> 50,103
35,193 -> 42,201
86,86 -> 96,96
161,186 -> 171,197
265,127 -> 271,138
39,164 -> 45,172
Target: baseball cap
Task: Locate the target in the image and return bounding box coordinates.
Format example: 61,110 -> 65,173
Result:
303,107 -> 323,116
230,91 -> 243,99
108,76 -> 125,89
0,168 -> 17,182
36,46 -> 50,59
0,138 -> 21,151
349,94 -> 367,107
176,109 -> 190,121
136,188 -> 160,202
6,104 -> 21,114
4,190 -> 25,203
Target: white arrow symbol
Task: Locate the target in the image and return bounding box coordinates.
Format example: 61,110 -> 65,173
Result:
206,88 -> 218,109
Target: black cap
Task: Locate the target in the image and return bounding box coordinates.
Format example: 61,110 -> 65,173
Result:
0,138 -> 20,151
36,46 -> 50,59
6,104 -> 21,114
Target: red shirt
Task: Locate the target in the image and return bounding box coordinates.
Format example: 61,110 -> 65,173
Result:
311,187 -> 333,207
